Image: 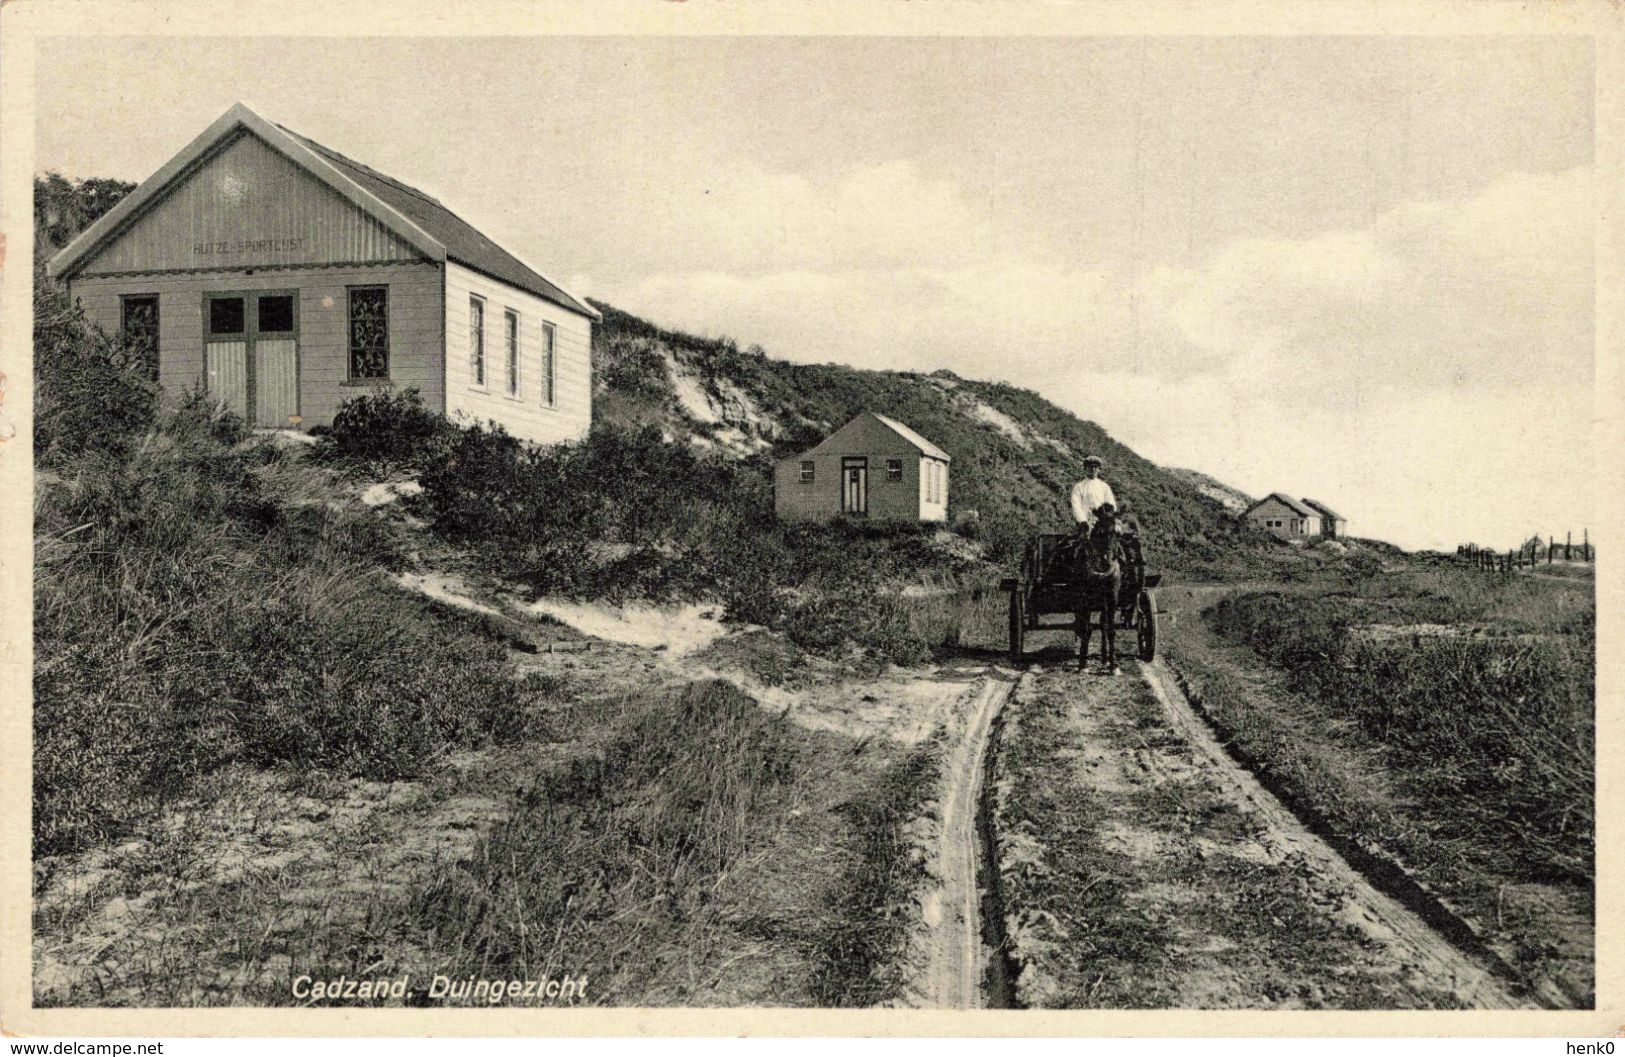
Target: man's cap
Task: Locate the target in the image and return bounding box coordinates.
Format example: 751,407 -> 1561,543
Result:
1082,454 -> 1104,466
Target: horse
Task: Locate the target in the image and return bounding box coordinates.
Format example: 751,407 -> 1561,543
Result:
1058,504 -> 1125,672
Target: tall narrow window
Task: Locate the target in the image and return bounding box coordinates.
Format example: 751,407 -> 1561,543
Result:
541,321 -> 556,406
469,296 -> 486,388
120,295 -> 159,377
348,287 -> 389,379
799,460 -> 815,484
504,310 -> 520,396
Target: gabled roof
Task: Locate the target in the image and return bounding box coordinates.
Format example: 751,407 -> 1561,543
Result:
277,125 -> 597,320
48,102 -> 598,321
788,412 -> 952,462
870,413 -> 951,461
1301,498 -> 1344,521
1243,492 -> 1318,518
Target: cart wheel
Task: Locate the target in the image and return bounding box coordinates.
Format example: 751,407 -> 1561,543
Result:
1137,589 -> 1158,662
1008,590 -> 1026,663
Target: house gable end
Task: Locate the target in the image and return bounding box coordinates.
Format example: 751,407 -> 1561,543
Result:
1244,496 -> 1301,520
50,103 -> 446,280
791,412 -> 946,462
66,131 -> 427,277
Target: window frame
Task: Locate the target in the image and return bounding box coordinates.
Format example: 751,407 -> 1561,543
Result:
885,458 -> 903,482
345,285 -> 390,383
540,321 -> 557,407
469,294 -> 487,391
503,308 -> 521,399
119,293 -> 160,375
206,293 -> 247,338
799,460 -> 815,484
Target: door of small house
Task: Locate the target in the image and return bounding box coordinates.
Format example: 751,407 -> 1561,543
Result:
204,291 -> 299,428
842,457 -> 868,516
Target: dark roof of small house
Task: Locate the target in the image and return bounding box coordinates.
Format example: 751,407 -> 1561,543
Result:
1243,492 -> 1318,518
278,126 -> 595,319
1300,498 -> 1344,521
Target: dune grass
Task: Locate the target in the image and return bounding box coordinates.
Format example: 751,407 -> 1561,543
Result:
1206,571 -> 1593,881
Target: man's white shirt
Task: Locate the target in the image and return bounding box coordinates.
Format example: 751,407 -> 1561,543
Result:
1070,477 -> 1116,525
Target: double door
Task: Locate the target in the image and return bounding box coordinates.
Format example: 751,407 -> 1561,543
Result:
204,290 -> 299,428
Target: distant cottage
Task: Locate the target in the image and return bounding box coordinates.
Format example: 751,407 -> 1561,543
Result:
47,102 -> 598,444
1243,493 -> 1348,540
775,412 -> 950,523
1300,498 -> 1347,540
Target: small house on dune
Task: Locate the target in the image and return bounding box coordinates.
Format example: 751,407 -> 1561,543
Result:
1301,498 -> 1347,540
775,412 -> 951,523
47,102 -> 598,445
1244,492 -> 1348,540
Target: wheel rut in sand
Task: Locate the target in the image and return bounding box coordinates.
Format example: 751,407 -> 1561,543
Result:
1141,658 -> 1539,1009
906,668 -> 1019,1009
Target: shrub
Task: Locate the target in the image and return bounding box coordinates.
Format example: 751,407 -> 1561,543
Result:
1208,588 -> 1593,880
33,267 -> 158,466
325,387 -> 454,465
784,591 -> 932,668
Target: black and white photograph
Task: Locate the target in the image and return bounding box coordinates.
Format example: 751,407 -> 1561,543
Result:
3,0 -> 1619,1039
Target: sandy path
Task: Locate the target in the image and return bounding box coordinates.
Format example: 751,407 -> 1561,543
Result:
1140,659 -> 1530,1009
906,668 -> 1017,1009
987,654 -> 1538,1009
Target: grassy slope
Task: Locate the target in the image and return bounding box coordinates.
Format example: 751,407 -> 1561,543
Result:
590,300 -> 1270,574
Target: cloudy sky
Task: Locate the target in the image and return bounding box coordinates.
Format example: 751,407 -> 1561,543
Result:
37,36 -> 1595,551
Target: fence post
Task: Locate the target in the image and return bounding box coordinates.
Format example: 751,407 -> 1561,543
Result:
1548,536 -> 1554,564
1584,527 -> 1590,562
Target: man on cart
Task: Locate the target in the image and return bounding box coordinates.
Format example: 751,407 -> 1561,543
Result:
1069,454 -> 1116,531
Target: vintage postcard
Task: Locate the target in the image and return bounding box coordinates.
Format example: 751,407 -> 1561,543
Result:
1,0 -> 1620,1039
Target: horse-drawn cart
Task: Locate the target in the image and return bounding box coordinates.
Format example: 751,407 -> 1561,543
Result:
999,529 -> 1161,663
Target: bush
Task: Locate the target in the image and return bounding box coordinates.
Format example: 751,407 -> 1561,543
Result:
325,387 -> 454,465
33,267 -> 158,466
784,591 -> 932,668
1208,588 -> 1593,880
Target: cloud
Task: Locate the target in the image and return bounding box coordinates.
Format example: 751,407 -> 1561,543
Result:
631,160 -> 998,274
1146,165 -> 1593,399
585,164 -> 1594,550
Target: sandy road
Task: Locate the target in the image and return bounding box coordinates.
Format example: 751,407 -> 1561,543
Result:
1140,658 -> 1528,1009
900,646 -> 1534,1009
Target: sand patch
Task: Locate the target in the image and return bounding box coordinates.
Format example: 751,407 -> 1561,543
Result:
360,479 -> 422,507
524,598 -> 729,657
394,571 -> 501,618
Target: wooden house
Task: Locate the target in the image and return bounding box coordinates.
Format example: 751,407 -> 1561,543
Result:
47,102 -> 598,444
1301,498 -> 1348,539
1243,493 -> 1322,540
775,412 -> 950,523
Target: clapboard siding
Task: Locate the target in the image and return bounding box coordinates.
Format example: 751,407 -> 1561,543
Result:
443,261 -> 592,446
77,131 -> 423,276
68,262 -> 445,428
